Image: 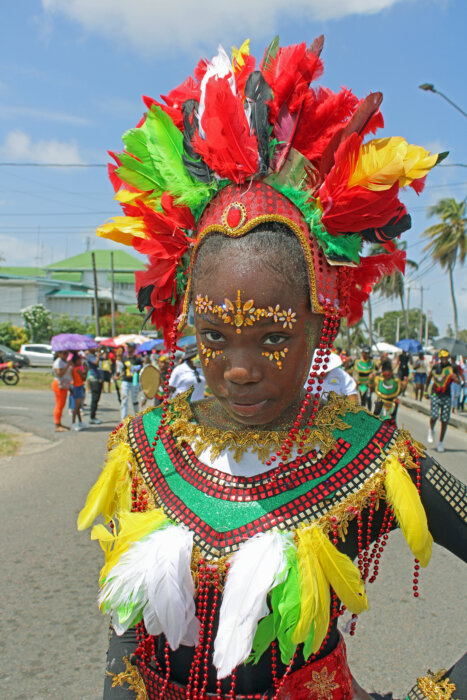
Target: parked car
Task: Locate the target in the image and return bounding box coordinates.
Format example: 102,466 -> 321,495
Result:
0,344 -> 30,368
19,343 -> 54,367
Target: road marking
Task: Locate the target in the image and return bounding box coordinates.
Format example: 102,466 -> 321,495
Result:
0,406 -> 29,410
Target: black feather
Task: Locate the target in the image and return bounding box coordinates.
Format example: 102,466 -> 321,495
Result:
244,71 -> 273,175
360,212 -> 412,243
181,99 -> 214,184
140,305 -> 156,332
137,285 -> 154,312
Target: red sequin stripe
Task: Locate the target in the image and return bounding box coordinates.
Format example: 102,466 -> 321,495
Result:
163,432 -> 350,501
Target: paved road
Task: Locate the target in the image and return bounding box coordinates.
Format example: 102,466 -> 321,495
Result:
0,389 -> 465,699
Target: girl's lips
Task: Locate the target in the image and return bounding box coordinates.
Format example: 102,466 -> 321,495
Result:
228,399 -> 268,417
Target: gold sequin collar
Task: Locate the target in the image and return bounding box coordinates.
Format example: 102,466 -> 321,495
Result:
165,391 -> 357,462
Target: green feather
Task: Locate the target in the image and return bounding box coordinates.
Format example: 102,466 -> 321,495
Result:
273,545 -> 301,664
269,182 -> 362,263
117,106 -> 216,211
303,620 -> 316,661
249,613 -> 276,664
262,35 -> 280,71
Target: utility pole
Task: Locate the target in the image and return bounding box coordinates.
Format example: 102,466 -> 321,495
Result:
396,315 -> 400,343
425,310 -> 431,347
91,251 -> 101,337
406,284 -> 411,338
419,286 -> 424,343
367,298 -> 373,349
110,251 -> 116,337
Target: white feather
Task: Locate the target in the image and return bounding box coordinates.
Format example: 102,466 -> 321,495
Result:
98,534 -> 159,635
213,530 -> 289,679
144,525 -> 198,650
98,525 -> 199,648
198,45 -> 236,138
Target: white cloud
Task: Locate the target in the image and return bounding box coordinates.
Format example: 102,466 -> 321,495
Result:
0,130 -> 85,165
0,233 -> 42,266
42,0 -> 406,56
0,106 -> 91,126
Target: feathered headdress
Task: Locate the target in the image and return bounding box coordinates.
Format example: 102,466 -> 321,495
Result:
98,37 -> 443,344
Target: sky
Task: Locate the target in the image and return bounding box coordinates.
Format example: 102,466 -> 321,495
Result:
1,0 -> 466,334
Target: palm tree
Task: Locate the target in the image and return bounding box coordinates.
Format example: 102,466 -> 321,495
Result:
422,197 -> 467,338
370,241 -> 418,338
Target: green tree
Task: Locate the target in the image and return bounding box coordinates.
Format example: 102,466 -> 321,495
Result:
50,313 -> 90,336
369,241 -> 418,338
373,309 -> 438,345
0,322 -> 29,351
422,197 -> 467,338
98,312 -> 145,337
22,304 -> 52,342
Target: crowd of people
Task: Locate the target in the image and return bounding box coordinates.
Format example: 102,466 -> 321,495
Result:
52,341 -> 465,450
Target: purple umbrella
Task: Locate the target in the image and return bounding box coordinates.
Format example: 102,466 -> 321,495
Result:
51,333 -> 98,352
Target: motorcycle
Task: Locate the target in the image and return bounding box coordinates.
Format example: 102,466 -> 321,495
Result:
0,360 -> 20,385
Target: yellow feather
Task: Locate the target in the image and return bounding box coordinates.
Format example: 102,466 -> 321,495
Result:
96,216 -> 147,246
348,137 -> 407,191
77,443 -> 132,530
399,144 -> 438,187
312,526 -> 368,614
384,454 -> 433,567
231,39 -> 250,69
92,509 -> 169,581
292,528 -> 330,653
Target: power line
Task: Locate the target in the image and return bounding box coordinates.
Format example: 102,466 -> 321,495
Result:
0,162 -> 106,167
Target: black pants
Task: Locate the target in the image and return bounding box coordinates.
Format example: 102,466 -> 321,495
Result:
89,379 -> 103,419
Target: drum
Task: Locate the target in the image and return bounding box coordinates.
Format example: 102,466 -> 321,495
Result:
139,365 -> 161,399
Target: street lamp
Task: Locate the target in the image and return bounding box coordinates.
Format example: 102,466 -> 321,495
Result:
418,83 -> 467,119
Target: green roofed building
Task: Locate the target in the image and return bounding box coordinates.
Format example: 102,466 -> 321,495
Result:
0,249 -> 144,326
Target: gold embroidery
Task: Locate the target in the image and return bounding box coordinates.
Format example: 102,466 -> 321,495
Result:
305,666 -> 340,699
195,289 -> 297,334
164,390 -> 350,462
262,347 -> 289,369
107,657 -> 148,699
417,668 -> 458,699
200,341 -> 224,365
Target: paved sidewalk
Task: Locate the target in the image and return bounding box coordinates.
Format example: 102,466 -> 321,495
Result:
399,394 -> 467,433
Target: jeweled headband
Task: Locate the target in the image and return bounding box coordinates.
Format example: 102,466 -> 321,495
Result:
97,38 -> 443,345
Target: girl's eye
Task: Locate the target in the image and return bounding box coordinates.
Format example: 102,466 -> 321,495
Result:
204,330 -> 224,342
263,334 -> 288,346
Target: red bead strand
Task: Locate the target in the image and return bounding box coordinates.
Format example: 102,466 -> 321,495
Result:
200,567 -> 220,698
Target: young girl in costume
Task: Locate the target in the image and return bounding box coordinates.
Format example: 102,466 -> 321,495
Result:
78,38 -> 466,699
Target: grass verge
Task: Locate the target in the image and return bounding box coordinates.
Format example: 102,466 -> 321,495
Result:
0,431 -> 21,457
3,370 -> 52,391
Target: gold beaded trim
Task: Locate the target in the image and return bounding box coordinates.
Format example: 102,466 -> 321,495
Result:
164,390 -> 355,462
107,657 -> 148,699
417,669 -> 458,699
178,213 -> 324,333
221,201 -> 247,231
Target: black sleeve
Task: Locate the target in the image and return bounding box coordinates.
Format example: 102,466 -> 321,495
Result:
419,454 -> 467,562
103,625 -> 139,699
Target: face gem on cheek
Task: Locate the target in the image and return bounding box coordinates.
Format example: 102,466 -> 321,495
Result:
200,342 -> 224,365
262,348 -> 289,370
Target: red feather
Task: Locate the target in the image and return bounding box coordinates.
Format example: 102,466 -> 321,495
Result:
234,53 -> 256,94
263,43 -> 323,124
319,133 -> 401,234
193,76 -> 258,183
143,96 -> 184,131
346,249 -> 406,324
410,175 -> 427,194
161,75 -> 201,108
293,87 -> 359,164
